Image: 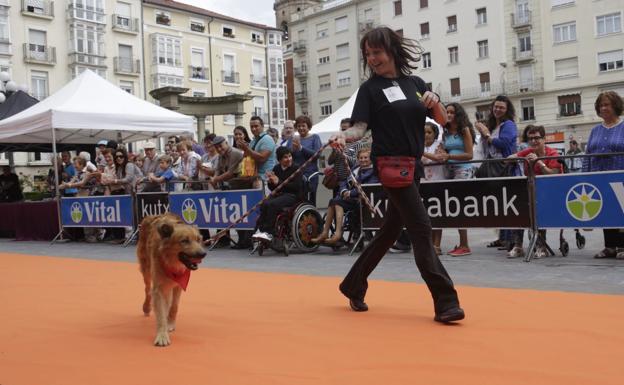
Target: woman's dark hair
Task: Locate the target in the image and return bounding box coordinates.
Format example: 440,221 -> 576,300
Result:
424,121 -> 439,139
275,146 -> 292,161
360,27 -> 423,77
233,126 -> 251,148
114,148 -> 128,177
294,115 -> 313,129
487,95 -> 516,130
444,102 -> 476,143
594,91 -> 623,117
521,124 -> 535,143
526,125 -> 546,138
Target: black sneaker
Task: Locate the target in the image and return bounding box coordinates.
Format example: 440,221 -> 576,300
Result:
349,298 -> 369,312
389,242 -> 411,253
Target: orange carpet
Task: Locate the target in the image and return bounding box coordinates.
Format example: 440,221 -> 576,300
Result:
0,253 -> 622,385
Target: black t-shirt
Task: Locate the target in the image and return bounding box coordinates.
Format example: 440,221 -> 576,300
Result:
351,75 -> 431,176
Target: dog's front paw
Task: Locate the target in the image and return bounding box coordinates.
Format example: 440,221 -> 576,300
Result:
154,332 -> 171,347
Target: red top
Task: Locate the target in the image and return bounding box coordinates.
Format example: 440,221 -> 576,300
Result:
517,146 -> 563,175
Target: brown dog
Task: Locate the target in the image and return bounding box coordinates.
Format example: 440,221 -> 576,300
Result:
137,213 -> 206,346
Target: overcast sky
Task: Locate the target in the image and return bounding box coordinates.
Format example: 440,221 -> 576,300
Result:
177,0 -> 277,27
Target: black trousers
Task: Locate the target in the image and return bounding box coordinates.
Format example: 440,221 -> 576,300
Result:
339,181 -> 460,314
257,193 -> 299,234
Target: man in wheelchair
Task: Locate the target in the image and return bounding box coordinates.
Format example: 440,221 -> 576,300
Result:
252,147 -> 304,242
312,147 -> 377,245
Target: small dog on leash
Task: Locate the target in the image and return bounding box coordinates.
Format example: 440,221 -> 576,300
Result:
137,213 -> 206,346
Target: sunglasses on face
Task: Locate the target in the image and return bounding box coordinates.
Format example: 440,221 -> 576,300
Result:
528,136 -> 543,141
115,154 -> 125,158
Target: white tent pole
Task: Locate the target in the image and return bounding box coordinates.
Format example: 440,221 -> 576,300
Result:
51,127 -> 63,242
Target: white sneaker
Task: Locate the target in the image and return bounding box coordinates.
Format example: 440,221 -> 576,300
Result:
252,231 -> 272,242
507,247 -> 525,259
535,247 -> 548,259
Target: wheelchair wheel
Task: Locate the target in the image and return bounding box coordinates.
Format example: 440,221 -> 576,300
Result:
576,233 -> 586,249
291,203 -> 323,252
559,240 -> 569,257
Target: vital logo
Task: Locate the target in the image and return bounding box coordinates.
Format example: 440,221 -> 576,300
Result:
566,183 -> 603,221
70,202 -> 83,223
181,198 -> 198,224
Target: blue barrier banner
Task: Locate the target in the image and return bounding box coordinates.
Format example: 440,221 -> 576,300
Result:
169,189 -> 263,229
536,171 -> 624,228
61,195 -> 134,227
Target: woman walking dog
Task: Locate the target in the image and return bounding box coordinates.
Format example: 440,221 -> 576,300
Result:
331,27 -> 464,323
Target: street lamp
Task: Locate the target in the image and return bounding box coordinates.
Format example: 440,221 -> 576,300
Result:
0,71 -> 29,104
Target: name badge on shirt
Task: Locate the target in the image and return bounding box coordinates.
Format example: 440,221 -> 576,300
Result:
382,85 -> 407,103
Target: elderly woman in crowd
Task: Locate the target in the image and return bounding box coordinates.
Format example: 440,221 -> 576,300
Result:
584,91 -> 624,259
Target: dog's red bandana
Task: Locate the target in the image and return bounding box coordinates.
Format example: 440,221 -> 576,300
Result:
164,268 -> 191,291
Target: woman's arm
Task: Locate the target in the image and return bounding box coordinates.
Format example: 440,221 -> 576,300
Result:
448,127 -> 474,161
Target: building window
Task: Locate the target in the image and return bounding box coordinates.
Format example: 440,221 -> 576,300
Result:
420,0 -> 428,9
476,8 -> 487,25
518,32 -> 531,53
447,15 -> 457,33
153,35 -> 182,67
554,57 -> 579,79
422,52 -> 431,68
319,74 -> 331,91
119,80 -> 134,94
520,99 -> 535,121
337,69 -> 351,87
28,29 -> 47,61
318,48 -> 330,64
223,53 -> 236,83
558,94 -> 581,117
222,26 -> 235,38
477,40 -> 488,58
448,46 -> 459,64
596,13 -> 622,36
476,104 -> 490,122
335,16 -> 348,32
336,43 -> 349,60
320,102 -> 332,116
479,72 -> 490,93
191,48 -> 207,80
364,8 -> 373,21
393,1 -> 402,16
31,70 -> 48,100
598,50 -> 624,72
251,31 -> 263,43
420,22 -> 429,39
450,78 -> 460,97
190,20 -> 205,33
155,11 -> 170,26
316,22 -> 328,39
553,22 -> 576,43
551,0 -> 575,7
251,58 -> 265,87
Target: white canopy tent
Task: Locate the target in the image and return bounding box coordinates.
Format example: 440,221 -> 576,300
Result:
0,69 -> 194,145
312,88 -> 442,143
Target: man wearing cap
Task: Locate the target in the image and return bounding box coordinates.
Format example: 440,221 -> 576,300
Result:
141,141 -> 161,192
95,140 -> 108,169
565,139 -> 583,173
210,136 -> 243,189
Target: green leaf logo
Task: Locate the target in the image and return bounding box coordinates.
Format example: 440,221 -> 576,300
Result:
70,202 -> 83,223
181,199 -> 197,224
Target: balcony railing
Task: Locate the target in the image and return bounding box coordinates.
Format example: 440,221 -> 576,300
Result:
511,11 -> 531,28
0,37 -> 10,55
512,47 -> 534,62
294,66 -> 308,78
112,14 -> 139,33
67,4 -> 106,24
295,90 -> 308,102
23,43 -> 56,64
359,21 -> 374,33
440,78 -> 544,101
293,40 -> 307,53
221,71 -> 239,84
22,0 -> 54,18
114,57 -> 140,74
250,74 -> 267,87
68,52 -> 107,67
190,66 -> 209,80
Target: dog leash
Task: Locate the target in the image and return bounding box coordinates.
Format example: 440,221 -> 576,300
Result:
203,141 -> 333,247
338,151 -> 376,214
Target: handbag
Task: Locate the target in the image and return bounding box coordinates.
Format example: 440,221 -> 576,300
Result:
376,156 -> 416,188
321,166 -> 338,189
475,159 -> 512,178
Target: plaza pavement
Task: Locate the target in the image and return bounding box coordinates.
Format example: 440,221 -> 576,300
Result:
1,227 -> 622,294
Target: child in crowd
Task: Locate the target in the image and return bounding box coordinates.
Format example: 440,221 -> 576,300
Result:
147,155 -> 175,192
421,121 -> 447,255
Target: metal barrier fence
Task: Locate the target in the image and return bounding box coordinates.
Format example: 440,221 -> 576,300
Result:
51,153 -> 623,263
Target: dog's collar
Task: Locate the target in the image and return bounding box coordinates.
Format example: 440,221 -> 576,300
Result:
164,267 -> 191,291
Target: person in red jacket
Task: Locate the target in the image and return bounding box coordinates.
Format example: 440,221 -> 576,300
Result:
507,125 -> 563,259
